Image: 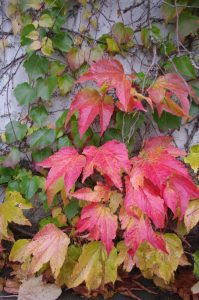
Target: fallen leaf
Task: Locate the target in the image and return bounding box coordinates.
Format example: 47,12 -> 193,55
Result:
18,276 -> 62,300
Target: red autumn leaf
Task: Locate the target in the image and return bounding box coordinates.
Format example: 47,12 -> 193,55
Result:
148,73 -> 198,117
120,211 -> 167,256
129,136 -> 199,220
130,136 -> 187,190
37,147 -> 86,204
64,88 -> 114,138
24,224 -> 70,278
77,203 -> 117,254
78,58 -> 132,111
117,88 -> 153,112
125,176 -> 165,228
163,174 -> 199,220
82,140 -> 131,190
73,182 -> 111,203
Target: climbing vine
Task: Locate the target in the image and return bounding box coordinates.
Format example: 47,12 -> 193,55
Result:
0,0 -> 199,299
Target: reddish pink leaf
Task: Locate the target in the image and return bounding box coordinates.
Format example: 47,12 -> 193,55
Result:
65,88 -> 114,138
37,147 -> 86,204
125,177 -> 165,228
78,59 -> 132,111
163,174 -> 199,220
129,136 -> 199,221
24,224 -> 70,278
82,140 -> 131,190
120,212 -> 167,256
73,182 -> 111,203
77,203 -> 117,253
131,136 -> 188,189
148,73 -> 198,117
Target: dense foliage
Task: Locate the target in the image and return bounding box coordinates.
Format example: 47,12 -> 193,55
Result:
0,0 -> 199,299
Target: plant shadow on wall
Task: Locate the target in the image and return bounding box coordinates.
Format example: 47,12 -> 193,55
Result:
0,0 -> 199,299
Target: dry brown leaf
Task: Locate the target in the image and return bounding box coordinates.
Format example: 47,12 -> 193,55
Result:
18,276 -> 62,300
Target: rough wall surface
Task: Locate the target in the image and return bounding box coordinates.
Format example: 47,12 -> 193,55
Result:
0,0 -> 199,151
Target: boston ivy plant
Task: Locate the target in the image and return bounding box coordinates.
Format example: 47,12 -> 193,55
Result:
0,0 -> 199,298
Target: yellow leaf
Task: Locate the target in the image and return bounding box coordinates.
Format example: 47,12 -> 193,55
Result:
56,245 -> 82,286
11,18 -> 21,35
184,144 -> 199,173
135,233 -> 183,284
67,241 -> 102,290
9,239 -> 30,263
184,199 -> 199,233
0,192 -> 32,238
29,40 -> 41,51
109,191 -> 123,214
27,30 -> 39,41
0,39 -> 9,54
24,223 -> 70,278
41,37 -> 53,56
24,0 -> 42,10
116,241 -> 134,272
39,14 -> 53,28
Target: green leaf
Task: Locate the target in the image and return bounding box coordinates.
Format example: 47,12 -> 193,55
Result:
173,55 -> 196,79
111,22 -> 134,48
5,121 -> 28,143
41,37 -> 54,56
3,148 -> 20,168
36,76 -> 57,100
58,74 -> 74,95
189,101 -> 199,117
39,14 -> 53,28
160,36 -> 175,56
103,128 -> 122,143
194,251 -> 199,278
151,25 -> 162,42
56,110 -> 69,129
29,128 -> 56,149
49,61 -> 65,76
32,147 -> 53,162
20,0 -> 41,10
116,111 -> 144,139
20,176 -> 40,200
179,11 -> 199,41
162,0 -> 187,23
57,136 -> 72,149
153,109 -> 181,131
14,83 -> 37,106
21,24 -> 35,46
52,32 -> 73,52
70,115 -> 92,149
64,200 -> 79,221
106,37 -> 120,53
141,28 -> 150,48
30,105 -> 48,127
24,53 -> 49,80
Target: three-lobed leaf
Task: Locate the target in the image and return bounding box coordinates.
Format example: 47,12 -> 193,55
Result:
65,88 -> 114,137
24,223 -> 70,278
